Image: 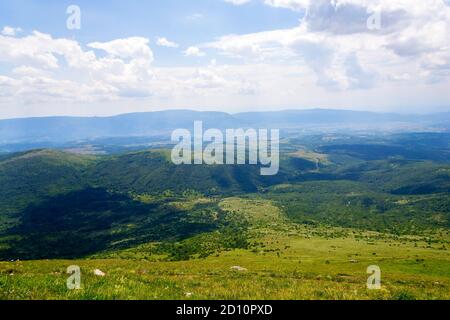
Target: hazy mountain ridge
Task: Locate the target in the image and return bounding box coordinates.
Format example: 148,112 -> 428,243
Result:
1,109 -> 449,144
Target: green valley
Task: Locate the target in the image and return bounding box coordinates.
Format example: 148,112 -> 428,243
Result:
0,130 -> 449,300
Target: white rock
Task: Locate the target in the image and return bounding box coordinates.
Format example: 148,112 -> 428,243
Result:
230,266 -> 248,272
93,269 -> 106,277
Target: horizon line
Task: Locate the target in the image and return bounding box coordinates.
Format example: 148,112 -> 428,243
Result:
1,107 -> 449,121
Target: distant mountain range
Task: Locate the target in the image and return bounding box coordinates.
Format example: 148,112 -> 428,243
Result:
1,109 -> 449,144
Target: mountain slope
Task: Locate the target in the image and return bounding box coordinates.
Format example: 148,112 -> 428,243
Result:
0,144 -> 449,260
0,149 -> 287,217
0,149 -> 92,215
88,150 -> 286,194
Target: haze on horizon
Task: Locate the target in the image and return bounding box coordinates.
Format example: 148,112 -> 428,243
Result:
1,0 -> 450,119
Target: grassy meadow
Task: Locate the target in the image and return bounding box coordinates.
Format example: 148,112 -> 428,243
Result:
1,198 -> 449,300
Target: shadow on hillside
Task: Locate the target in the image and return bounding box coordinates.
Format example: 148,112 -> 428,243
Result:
0,188 -> 218,260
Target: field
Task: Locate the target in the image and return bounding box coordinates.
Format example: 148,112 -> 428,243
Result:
1,198 -> 449,300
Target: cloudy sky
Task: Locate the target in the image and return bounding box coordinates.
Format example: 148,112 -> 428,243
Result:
1,0 -> 450,119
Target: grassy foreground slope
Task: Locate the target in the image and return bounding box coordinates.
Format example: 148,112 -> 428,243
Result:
1,198 -> 449,300
1,228 -> 449,300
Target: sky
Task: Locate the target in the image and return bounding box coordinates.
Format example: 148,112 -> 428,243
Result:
0,0 -> 450,119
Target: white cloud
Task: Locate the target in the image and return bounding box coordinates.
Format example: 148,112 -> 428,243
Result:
224,0 -> 252,5
88,37 -> 154,61
0,29 -> 257,111
206,0 -> 450,90
0,32 -> 158,103
184,46 -> 206,57
0,30 -> 96,69
156,37 -> 179,48
264,0 -> 310,11
1,26 -> 22,36
1,1 -> 450,117
12,66 -> 48,77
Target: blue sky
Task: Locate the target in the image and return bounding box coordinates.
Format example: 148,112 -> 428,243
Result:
0,0 -> 300,66
1,0 -> 450,118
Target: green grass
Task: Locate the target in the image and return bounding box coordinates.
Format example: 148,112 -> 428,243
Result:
1,232 -> 448,300
1,199 -> 449,300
